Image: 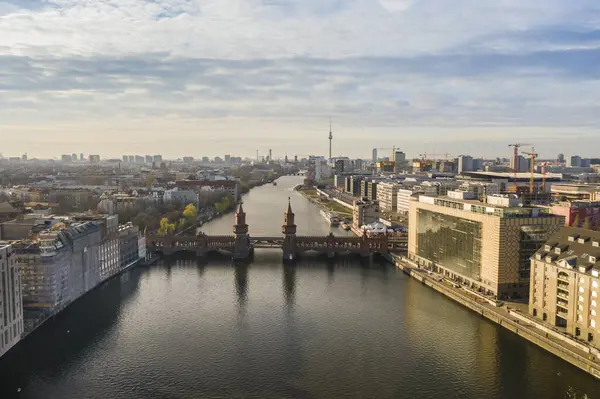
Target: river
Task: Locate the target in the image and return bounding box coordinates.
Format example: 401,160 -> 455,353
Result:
0,176 -> 598,398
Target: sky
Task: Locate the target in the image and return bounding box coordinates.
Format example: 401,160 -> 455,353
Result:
1,0 -> 599,159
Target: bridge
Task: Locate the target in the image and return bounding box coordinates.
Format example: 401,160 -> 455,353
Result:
147,200 -> 407,261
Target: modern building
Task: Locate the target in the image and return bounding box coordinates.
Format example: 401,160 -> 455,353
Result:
183,157 -> 194,164
558,153 -> 565,163
457,155 -> 474,174
0,243 -> 24,357
377,182 -> 401,212
135,155 -> 145,164
360,180 -> 370,199
349,175 -> 362,196
529,227 -> 600,347
73,214 -> 120,279
61,154 -> 73,163
372,149 -> 378,164
510,155 -> 530,173
145,155 -> 153,164
408,193 -> 564,299
88,155 -> 100,164
353,200 -> 380,230
153,155 -> 163,163
550,184 -> 600,201
567,155 -> 582,168
394,151 -> 406,172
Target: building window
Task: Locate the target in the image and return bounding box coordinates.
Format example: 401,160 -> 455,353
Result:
579,287 -> 585,293
593,300 -> 597,307
578,304 -> 584,311
592,320 -> 597,328
594,291 -> 598,298
592,309 -> 597,317
594,281 -> 599,288
578,314 -> 583,322
579,295 -> 584,302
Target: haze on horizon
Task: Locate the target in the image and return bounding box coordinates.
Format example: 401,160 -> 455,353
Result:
1,0 -> 599,159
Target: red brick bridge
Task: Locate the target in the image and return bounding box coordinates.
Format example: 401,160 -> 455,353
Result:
146,201 -> 407,261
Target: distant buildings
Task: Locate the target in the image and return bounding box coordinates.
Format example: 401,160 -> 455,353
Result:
529,227 -> 600,348
175,180 -> 240,202
353,200 -> 380,230
88,155 -> 100,164
372,149 -> 377,164
550,201 -> 600,228
408,193 -> 564,299
0,243 -> 24,357
163,188 -> 199,206
457,155 -> 473,174
567,155 -> 582,168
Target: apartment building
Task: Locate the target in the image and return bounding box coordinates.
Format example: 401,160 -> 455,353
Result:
377,182 -> 401,212
529,227 -> 600,348
0,244 -> 23,357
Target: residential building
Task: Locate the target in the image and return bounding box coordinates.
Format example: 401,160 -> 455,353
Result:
360,180 -> 370,199
349,176 -> 362,196
128,155 -> 135,164
163,188 -> 199,206
397,188 -> 422,215
88,155 -> 100,164
73,214 -> 120,279
49,189 -> 96,213
377,182 -> 401,212
353,200 -> 380,229
367,181 -> 378,202
457,155 -> 474,174
0,244 -> 23,357
122,155 -> 128,163
119,223 -> 140,270
408,193 -> 564,299
153,155 -> 163,163
145,155 -> 153,164
175,180 -> 239,201
529,227 -> 600,347
15,222 -> 102,321
135,155 -> 145,164
183,157 -> 194,164
61,154 -> 73,163
0,202 -> 20,223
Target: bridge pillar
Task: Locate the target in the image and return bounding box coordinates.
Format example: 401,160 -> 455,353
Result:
233,202 -> 251,260
282,198 -> 297,263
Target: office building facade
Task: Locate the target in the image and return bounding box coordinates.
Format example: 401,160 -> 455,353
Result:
408,194 -> 564,299
377,182 -> 401,212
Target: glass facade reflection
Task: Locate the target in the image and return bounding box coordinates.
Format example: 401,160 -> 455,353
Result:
417,209 -> 483,280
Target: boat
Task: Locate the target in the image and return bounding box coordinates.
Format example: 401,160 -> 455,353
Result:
320,209 -> 340,226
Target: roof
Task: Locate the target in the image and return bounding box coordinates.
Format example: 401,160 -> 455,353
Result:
535,226 -> 600,272
175,180 -> 238,188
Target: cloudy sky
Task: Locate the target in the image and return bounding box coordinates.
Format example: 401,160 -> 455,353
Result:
1,0 -> 599,159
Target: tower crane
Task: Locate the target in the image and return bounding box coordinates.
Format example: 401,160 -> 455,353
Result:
521,147 -> 538,194
508,143 -> 531,185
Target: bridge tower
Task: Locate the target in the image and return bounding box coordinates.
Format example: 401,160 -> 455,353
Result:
282,198 -> 297,262
233,202 -> 251,260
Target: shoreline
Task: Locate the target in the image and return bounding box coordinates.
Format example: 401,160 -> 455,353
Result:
387,253 -> 600,380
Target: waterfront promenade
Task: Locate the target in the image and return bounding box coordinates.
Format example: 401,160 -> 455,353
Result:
391,254 -> 600,379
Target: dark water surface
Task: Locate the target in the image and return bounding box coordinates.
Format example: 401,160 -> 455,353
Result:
0,176 -> 598,399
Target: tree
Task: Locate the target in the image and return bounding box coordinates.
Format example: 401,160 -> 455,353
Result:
183,203 -> 198,222
158,217 -> 175,236
215,196 -> 232,214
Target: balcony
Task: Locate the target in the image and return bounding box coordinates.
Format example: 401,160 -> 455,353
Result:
557,307 -> 569,316
557,292 -> 569,301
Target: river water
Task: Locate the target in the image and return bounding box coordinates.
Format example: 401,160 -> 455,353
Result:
0,176 -> 598,399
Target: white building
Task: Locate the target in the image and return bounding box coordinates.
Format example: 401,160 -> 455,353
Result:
0,243 -> 23,357
163,188 -> 199,206
377,182 -> 401,212
397,188 -> 421,215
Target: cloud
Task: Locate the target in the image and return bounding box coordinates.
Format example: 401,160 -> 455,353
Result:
0,0 -> 599,157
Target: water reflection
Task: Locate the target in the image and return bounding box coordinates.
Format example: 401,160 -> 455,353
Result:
234,262 -> 249,311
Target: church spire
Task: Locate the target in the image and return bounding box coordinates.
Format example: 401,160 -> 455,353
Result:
234,201 -> 248,235
282,197 -> 296,235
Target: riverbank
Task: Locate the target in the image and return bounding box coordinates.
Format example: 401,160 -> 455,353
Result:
297,188 -> 353,220
388,253 -> 600,379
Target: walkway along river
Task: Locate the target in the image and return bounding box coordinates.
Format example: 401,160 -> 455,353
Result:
0,176 -> 598,398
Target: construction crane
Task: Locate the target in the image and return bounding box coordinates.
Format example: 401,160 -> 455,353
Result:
521,147 -> 538,194
419,153 -> 450,161
508,143 -> 531,185
373,147 -> 398,161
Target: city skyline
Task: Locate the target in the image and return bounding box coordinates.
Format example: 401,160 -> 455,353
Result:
1,1 -> 600,157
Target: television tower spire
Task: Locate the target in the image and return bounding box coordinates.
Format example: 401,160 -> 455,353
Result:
328,117 -> 333,163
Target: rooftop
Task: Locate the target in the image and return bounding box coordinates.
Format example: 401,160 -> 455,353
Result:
535,227 -> 600,273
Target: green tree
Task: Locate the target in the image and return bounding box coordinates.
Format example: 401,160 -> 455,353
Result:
215,196 -> 232,213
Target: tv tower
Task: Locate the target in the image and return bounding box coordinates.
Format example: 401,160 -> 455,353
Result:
328,117 -> 333,163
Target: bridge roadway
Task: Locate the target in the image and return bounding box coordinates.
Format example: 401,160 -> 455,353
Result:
147,233 -> 407,259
